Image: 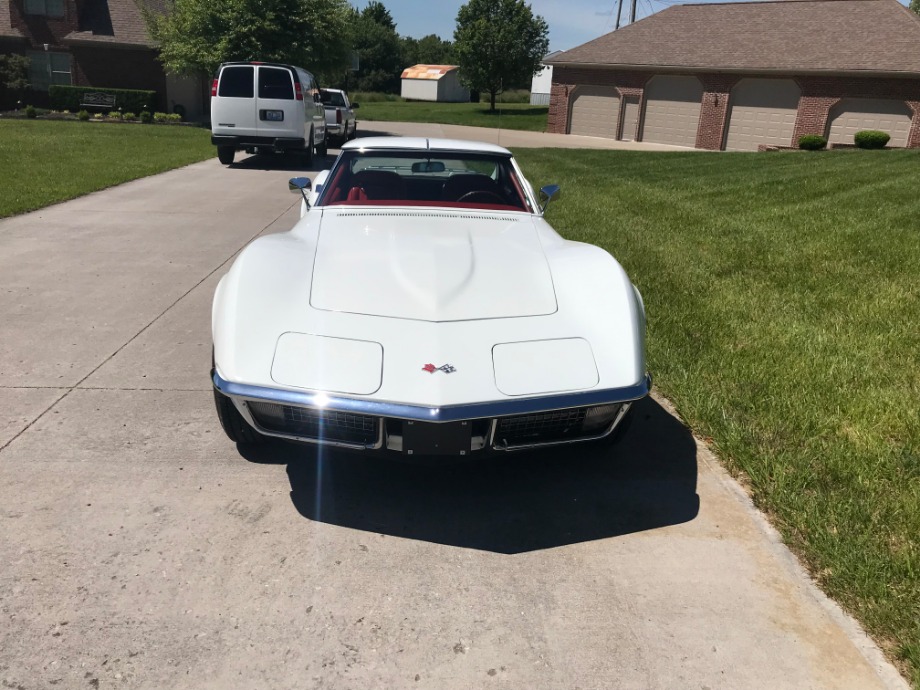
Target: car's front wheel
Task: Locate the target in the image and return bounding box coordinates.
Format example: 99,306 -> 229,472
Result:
217,146 -> 235,165
213,389 -> 264,444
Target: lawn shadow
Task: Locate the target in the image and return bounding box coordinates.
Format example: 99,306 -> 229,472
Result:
238,396 -> 699,554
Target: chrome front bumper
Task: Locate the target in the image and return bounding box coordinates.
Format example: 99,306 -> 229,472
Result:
212,371 -> 651,453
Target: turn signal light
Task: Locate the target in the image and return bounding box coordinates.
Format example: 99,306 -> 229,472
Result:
294,82 -> 304,101
210,78 -> 218,97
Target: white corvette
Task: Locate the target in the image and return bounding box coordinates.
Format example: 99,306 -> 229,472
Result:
212,137 -> 650,456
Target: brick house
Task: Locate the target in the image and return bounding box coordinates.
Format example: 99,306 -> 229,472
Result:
546,0 -> 920,150
0,0 -> 206,119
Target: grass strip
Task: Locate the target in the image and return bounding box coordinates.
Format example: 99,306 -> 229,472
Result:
514,148 -> 920,687
0,120 -> 214,219
356,100 -> 548,132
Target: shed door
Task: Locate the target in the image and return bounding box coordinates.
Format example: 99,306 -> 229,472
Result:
641,75 -> 703,147
725,78 -> 800,151
620,96 -> 640,141
569,86 -> 619,138
827,98 -> 912,148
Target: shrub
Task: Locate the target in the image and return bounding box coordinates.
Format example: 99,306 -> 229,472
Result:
122,112 -> 136,121
77,109 -> 90,121
854,130 -> 891,149
93,112 -> 104,120
798,134 -> 827,151
167,113 -> 182,123
24,104 -> 36,118
107,111 -> 122,120
139,110 -> 152,123
48,85 -> 157,114
153,111 -> 169,123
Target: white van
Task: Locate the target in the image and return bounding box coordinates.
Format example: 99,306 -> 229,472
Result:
210,62 -> 327,165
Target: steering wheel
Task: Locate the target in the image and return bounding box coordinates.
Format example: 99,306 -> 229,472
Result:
456,190 -> 506,204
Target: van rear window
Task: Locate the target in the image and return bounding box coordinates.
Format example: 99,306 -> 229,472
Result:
218,67 -> 254,98
258,68 -> 294,100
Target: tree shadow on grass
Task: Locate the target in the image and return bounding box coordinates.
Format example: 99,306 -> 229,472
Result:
238,396 -> 699,554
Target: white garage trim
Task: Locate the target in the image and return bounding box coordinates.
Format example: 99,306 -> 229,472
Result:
827,98 -> 912,148
640,75 -> 703,148
568,85 -> 620,139
724,78 -> 800,151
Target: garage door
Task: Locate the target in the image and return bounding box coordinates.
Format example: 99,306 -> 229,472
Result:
641,75 -> 703,147
569,86 -> 619,138
724,79 -> 800,151
827,98 -> 912,148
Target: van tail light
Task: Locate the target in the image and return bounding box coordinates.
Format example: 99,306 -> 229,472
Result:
294,82 -> 303,101
336,109 -> 342,124
211,78 -> 218,97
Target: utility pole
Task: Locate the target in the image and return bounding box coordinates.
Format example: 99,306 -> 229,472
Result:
615,0 -> 624,29
629,0 -> 637,24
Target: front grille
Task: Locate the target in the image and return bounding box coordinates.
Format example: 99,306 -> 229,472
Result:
494,408 -> 588,448
248,402 -> 379,446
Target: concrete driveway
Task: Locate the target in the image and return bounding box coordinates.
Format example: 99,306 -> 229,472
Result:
0,140 -> 907,689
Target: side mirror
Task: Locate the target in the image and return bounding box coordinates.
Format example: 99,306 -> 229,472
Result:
289,176 -> 312,208
539,184 -> 560,212
351,102 -> 360,109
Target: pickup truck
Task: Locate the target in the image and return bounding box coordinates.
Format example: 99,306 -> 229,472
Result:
319,88 -> 359,146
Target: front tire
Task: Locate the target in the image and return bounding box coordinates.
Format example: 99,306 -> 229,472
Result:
213,389 -> 264,444
217,146 -> 235,165
347,123 -> 357,141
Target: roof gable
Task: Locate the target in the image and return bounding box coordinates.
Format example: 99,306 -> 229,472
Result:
549,0 -> 920,75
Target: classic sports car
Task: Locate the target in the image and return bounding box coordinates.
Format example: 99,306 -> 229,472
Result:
211,137 -> 650,456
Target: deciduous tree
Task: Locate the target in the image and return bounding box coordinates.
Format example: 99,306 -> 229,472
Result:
453,0 -> 548,111
144,0 -> 351,80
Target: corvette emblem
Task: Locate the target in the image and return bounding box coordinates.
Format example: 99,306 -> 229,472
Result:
423,363 -> 456,374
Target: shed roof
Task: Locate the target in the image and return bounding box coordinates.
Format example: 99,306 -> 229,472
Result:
548,0 -> 920,76
401,64 -> 460,80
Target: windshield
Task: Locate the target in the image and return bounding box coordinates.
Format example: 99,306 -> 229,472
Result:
317,150 -> 532,212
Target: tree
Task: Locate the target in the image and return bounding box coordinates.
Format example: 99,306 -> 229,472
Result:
0,54 -> 30,108
453,0 -> 549,111
400,34 -> 452,69
911,0 -> 920,15
144,0 -> 352,81
350,2 -> 403,93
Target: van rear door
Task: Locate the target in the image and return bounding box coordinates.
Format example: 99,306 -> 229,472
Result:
255,66 -> 302,142
213,65 -> 257,138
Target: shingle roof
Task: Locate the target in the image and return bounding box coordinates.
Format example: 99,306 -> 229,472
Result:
548,0 -> 920,75
0,0 -> 25,39
401,64 -> 460,80
65,0 -> 167,48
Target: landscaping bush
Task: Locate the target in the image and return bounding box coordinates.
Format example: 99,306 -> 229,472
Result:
139,110 -> 152,124
122,112 -> 136,121
24,104 -> 36,118
798,134 -> 827,151
77,109 -> 90,121
153,111 -> 169,123
167,113 -> 182,123
107,111 -> 123,120
48,85 -> 156,114
854,130 -> 891,149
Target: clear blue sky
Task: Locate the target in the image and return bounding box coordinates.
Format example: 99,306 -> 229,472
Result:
350,0 -> 913,53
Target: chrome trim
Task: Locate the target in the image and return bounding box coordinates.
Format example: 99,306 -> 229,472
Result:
213,371 -> 651,423
234,398 -> 384,450
492,401 -> 632,452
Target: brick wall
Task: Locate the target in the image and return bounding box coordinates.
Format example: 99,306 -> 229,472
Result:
549,67 -> 920,148
9,0 -> 80,47
70,46 -> 167,109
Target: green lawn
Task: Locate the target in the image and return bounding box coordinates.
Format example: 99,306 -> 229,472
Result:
357,100 -> 548,131
0,120 -> 214,219
514,148 -> 920,686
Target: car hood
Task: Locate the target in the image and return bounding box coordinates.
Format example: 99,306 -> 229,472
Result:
310,209 -> 557,322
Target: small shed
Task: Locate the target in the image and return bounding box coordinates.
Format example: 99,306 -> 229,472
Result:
530,51 -> 564,105
400,65 -> 469,102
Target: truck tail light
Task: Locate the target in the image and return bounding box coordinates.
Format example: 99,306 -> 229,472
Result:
294,82 -> 303,101
211,78 -> 218,97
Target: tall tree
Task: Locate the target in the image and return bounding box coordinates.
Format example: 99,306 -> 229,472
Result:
911,0 -> 920,15
351,2 -> 402,93
453,0 -> 548,111
144,0 -> 352,80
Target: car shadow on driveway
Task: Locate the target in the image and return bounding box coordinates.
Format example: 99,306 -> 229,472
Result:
226,152 -> 336,172
238,396 -> 699,554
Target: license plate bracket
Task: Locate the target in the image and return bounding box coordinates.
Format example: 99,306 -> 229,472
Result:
403,420 -> 471,456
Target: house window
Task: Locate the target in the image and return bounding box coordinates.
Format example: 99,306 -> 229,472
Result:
28,51 -> 72,91
23,0 -> 65,17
